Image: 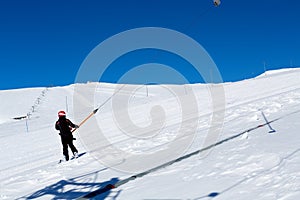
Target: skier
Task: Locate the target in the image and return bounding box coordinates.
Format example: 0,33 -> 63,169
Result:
55,110 -> 79,161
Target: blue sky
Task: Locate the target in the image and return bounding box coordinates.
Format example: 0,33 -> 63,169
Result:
0,0 -> 299,90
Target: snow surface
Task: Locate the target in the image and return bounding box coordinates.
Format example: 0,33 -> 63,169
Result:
0,68 -> 300,200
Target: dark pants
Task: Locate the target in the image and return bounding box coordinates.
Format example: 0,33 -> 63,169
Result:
61,134 -> 78,160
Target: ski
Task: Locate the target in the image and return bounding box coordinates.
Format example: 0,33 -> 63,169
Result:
57,152 -> 86,164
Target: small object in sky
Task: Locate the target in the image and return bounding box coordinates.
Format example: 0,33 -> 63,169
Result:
213,0 -> 221,6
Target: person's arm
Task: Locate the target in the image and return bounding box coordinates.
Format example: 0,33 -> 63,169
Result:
55,121 -> 60,130
67,119 -> 79,129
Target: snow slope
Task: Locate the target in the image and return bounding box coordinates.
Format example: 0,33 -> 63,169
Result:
0,68 -> 300,200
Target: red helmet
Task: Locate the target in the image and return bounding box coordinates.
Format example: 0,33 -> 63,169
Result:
58,110 -> 66,117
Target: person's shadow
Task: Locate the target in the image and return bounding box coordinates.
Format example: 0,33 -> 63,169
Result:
19,170 -> 121,200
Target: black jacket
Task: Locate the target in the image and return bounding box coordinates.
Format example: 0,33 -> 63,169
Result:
55,117 -> 76,136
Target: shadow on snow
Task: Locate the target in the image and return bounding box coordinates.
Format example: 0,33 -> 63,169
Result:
19,169 -> 121,200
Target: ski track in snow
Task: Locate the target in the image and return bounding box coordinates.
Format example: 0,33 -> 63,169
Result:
0,68 -> 300,199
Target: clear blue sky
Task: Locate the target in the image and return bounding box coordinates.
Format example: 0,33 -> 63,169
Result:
0,0 -> 299,90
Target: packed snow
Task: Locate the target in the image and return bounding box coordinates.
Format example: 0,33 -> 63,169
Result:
0,68 -> 300,200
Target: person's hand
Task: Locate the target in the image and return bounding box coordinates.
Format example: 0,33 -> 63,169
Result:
74,125 -> 80,129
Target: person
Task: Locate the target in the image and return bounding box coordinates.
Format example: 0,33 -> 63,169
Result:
55,110 -> 79,161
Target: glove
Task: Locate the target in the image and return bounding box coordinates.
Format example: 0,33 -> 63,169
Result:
74,125 -> 80,129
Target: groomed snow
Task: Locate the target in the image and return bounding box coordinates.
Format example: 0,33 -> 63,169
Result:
0,68 -> 300,200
